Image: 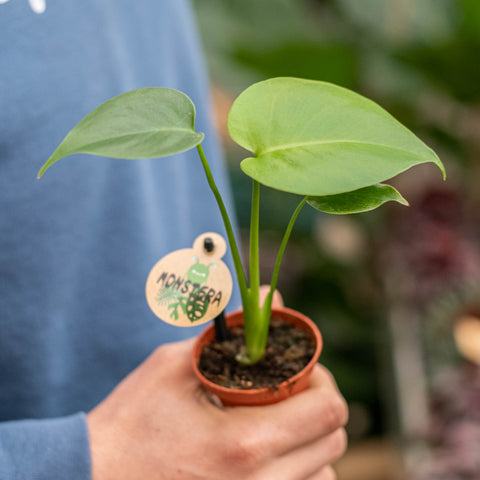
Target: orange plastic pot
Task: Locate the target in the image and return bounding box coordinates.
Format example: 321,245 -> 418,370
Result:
192,307 -> 323,406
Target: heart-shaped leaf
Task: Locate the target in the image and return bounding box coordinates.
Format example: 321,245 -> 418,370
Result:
307,184 -> 408,215
38,88 -> 204,178
227,77 -> 445,196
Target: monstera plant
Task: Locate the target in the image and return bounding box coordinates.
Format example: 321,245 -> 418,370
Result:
38,77 -> 445,365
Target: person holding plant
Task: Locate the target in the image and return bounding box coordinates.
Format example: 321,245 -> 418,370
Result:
0,1 -> 348,479
87,335 -> 348,480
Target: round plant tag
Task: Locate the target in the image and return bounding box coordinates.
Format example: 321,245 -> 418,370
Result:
145,233 -> 233,327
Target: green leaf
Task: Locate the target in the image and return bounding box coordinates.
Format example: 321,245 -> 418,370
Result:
227,77 -> 445,196
156,286 -> 184,306
38,88 -> 204,178
307,184 -> 408,215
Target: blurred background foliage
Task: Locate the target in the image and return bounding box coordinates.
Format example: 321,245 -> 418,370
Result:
192,1 -> 480,478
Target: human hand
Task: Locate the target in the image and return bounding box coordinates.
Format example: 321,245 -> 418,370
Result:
87,339 -> 347,480
259,284 -> 284,309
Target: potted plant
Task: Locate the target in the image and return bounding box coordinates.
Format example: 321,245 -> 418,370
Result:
38,77 -> 445,405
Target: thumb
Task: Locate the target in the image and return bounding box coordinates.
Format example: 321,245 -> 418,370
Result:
259,285 -> 284,308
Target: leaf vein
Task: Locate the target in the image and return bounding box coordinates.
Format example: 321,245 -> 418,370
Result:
259,139 -> 434,160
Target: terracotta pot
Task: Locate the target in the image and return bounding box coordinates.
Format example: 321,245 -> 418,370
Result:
192,307 -> 323,406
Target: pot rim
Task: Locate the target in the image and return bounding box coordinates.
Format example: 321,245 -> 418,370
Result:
191,306 -> 322,398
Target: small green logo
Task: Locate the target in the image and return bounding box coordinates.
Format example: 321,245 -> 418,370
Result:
156,257 -> 218,322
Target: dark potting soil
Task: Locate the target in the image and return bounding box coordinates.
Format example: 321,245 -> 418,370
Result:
198,318 -> 316,390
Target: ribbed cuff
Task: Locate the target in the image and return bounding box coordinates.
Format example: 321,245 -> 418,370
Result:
0,412 -> 91,480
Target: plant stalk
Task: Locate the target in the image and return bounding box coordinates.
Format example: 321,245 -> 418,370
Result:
243,180 -> 261,362
243,196 -> 308,364
196,145 -> 307,365
196,145 -> 248,302
265,197 -> 308,313
249,180 -> 261,297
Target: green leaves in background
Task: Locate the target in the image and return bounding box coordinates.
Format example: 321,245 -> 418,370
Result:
37,88 -> 204,178
396,42 -> 480,103
234,42 -> 358,88
227,77 -> 445,196
307,184 -> 408,215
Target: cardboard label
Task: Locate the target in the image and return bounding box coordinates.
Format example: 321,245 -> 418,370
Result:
145,233 -> 233,327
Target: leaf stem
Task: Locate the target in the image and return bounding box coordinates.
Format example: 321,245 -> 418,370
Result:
241,196 -> 308,365
195,147 -> 307,365
265,197 -> 307,313
236,180 -> 262,363
196,144 -> 248,302
249,180 -> 261,304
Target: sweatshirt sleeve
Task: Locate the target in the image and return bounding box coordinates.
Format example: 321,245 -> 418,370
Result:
0,412 -> 91,480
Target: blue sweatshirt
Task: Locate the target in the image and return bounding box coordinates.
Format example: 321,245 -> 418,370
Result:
0,1 -> 238,478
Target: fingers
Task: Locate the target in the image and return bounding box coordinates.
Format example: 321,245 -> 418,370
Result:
94,338 -> 346,480
232,364 -> 348,456
148,338 -> 230,415
307,465 -> 337,480
259,285 -> 284,308
257,428 -> 346,480
145,337 -> 197,381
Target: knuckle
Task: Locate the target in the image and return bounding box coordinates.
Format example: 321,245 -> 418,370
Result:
316,365 -> 339,389
330,428 -> 348,460
151,343 -> 175,362
150,345 -> 168,364
221,429 -> 264,470
318,364 -> 335,382
324,394 -> 349,431
307,465 -> 337,480
320,465 -> 337,480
